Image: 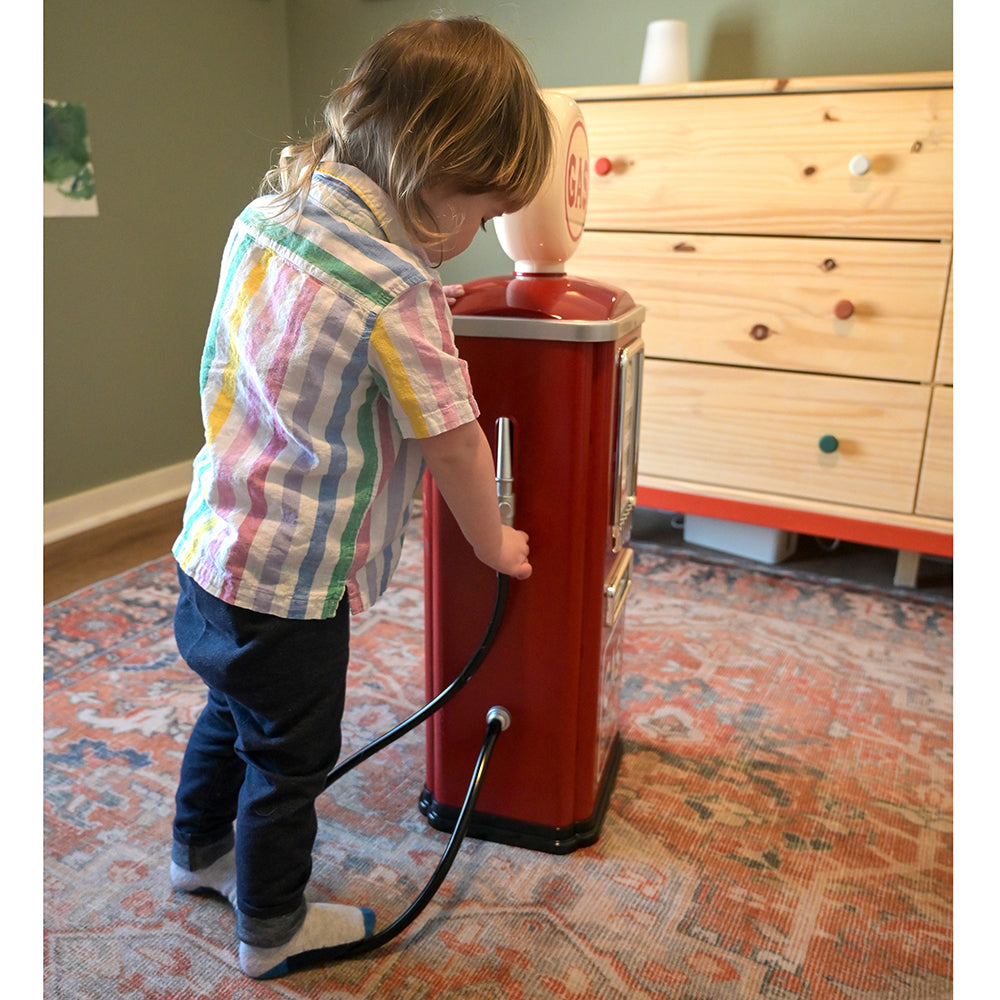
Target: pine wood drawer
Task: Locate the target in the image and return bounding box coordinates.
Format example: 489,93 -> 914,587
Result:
915,386 -> 953,519
581,88 -> 952,239
573,233 -> 951,381
640,361 -> 931,513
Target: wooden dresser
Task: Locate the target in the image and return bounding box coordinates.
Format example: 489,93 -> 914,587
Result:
562,73 -> 953,582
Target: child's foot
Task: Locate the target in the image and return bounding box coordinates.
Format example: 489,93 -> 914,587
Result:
239,902 -> 376,979
170,849 -> 238,907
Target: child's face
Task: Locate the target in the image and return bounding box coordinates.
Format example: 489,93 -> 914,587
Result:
421,186 -> 514,261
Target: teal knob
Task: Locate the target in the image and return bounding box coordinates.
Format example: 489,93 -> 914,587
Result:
819,434 -> 839,454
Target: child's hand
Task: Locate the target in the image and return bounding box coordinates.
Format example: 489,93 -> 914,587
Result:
419,421 -> 531,580
490,525 -> 532,580
443,284 -> 465,307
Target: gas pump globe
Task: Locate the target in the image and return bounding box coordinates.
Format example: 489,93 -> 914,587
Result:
495,92 -> 589,274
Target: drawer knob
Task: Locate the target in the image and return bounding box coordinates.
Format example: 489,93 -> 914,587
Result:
594,156 -> 613,176
848,154 -> 871,177
749,324 -> 770,340
818,434 -> 840,454
834,299 -> 855,320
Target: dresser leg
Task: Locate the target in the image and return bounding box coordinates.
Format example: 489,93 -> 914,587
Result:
894,549 -> 921,588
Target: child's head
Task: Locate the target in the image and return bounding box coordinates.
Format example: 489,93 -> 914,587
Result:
267,17 -> 553,253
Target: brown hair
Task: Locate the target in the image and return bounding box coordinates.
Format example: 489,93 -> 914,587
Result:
263,17 -> 553,247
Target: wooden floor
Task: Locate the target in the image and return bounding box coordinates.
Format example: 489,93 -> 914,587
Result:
43,498 -> 186,604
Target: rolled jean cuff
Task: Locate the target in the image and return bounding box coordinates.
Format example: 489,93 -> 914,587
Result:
171,830 -> 235,872
237,899 -> 308,948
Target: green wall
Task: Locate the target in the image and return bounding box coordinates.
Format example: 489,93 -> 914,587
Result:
43,0 -> 952,502
43,0 -> 292,501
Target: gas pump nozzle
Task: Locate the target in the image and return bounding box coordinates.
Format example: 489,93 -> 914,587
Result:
495,417 -> 515,527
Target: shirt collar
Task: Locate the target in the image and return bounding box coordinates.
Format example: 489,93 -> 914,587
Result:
313,161 -> 430,264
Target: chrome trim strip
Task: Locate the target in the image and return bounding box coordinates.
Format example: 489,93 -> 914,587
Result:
604,548 -> 634,627
453,305 -> 645,343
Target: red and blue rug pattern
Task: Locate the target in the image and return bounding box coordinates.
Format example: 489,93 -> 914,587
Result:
44,519 -> 952,999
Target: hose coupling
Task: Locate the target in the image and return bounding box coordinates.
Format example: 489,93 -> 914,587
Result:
486,705 -> 512,731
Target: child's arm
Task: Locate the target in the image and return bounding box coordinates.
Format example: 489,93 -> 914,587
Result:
419,420 -> 532,580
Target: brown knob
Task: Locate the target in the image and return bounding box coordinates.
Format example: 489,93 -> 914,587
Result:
750,324 -> 770,340
834,299 -> 855,320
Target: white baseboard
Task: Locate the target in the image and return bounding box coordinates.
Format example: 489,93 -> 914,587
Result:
44,461 -> 192,545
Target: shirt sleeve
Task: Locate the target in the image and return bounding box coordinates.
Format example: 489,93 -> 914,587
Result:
368,278 -> 480,439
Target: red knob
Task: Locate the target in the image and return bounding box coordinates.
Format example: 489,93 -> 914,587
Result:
594,156 -> 613,176
834,299 -> 855,320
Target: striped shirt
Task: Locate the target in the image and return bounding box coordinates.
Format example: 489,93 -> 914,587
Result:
173,163 -> 479,618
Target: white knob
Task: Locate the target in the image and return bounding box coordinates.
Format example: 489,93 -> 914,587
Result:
849,154 -> 871,177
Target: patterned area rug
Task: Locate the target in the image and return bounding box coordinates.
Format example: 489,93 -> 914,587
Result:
43,516 -> 952,999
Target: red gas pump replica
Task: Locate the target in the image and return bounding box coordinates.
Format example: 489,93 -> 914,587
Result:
420,93 -> 645,854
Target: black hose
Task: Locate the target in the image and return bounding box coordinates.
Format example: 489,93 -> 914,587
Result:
281,571 -> 511,973
278,709 -> 508,974
324,572 -> 509,788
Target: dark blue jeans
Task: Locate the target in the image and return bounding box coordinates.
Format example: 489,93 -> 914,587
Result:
171,565 -> 350,947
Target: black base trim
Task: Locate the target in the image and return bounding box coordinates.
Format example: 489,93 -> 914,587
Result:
418,735 -> 622,855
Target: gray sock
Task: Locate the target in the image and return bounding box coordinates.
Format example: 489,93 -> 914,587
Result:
170,848 -> 238,907
239,901 -> 376,979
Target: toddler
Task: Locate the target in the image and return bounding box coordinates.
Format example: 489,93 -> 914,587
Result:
168,16 -> 552,979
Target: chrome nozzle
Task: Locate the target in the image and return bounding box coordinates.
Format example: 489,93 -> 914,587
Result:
495,417 -> 514,527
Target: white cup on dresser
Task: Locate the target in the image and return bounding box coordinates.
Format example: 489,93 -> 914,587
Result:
639,20 -> 689,84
